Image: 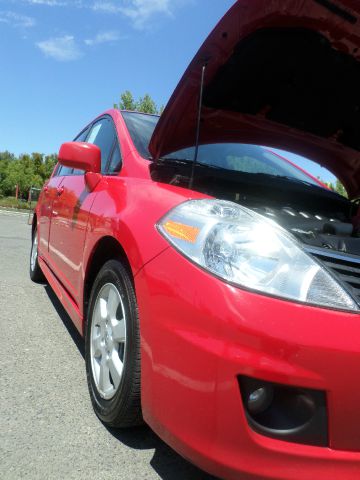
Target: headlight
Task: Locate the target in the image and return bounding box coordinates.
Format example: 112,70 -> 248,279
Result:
157,199 -> 358,311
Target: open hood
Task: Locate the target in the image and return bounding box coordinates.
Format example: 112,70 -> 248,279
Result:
149,0 -> 360,198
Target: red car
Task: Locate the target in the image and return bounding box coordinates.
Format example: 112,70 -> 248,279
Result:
31,1 -> 360,479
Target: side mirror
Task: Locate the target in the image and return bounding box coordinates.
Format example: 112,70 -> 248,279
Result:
58,142 -> 101,173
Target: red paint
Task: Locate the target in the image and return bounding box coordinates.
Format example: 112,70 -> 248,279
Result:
59,142 -> 101,173
84,172 -> 102,192
137,248 -> 360,479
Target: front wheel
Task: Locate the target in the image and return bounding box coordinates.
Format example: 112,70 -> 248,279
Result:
30,228 -> 45,283
85,259 -> 142,428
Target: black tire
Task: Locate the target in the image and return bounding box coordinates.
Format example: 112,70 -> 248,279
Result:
85,259 -> 142,428
30,228 -> 46,283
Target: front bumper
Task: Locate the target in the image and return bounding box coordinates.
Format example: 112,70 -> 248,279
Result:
135,246 -> 360,480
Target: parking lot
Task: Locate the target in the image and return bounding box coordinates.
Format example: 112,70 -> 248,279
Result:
0,210 -> 215,480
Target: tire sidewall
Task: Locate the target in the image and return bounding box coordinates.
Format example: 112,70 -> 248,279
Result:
30,230 -> 37,272
29,228 -> 44,282
85,260 -> 139,424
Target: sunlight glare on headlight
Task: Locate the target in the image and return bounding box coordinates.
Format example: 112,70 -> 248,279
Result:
158,199 -> 358,312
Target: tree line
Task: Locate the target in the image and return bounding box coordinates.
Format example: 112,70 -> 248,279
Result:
0,151 -> 57,199
113,90 -> 164,114
325,179 -> 347,197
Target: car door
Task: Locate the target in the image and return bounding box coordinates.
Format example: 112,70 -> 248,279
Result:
48,117 -> 121,306
37,167 -> 64,260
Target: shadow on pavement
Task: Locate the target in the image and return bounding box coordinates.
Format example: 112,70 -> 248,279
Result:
44,285 -> 218,480
45,285 -> 85,358
108,426 -> 218,480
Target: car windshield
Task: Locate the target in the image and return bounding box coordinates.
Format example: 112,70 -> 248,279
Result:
122,111 -> 159,159
121,111 -> 321,187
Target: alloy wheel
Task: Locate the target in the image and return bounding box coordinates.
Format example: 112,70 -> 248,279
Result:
90,283 -> 127,400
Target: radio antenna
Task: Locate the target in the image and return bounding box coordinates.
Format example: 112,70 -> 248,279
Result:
189,64 -> 206,190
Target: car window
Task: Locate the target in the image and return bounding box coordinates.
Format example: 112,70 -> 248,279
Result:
57,165 -> 73,176
54,127 -> 91,177
52,163 -> 61,177
121,111 -> 158,159
72,126 -> 91,175
74,126 -> 90,143
107,143 -> 122,174
120,112 -> 320,187
163,144 -> 320,186
87,118 -> 116,173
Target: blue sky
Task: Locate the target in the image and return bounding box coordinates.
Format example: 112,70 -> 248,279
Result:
0,0 -> 335,182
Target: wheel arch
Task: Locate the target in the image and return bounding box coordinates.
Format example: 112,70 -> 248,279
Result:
83,236 -> 133,326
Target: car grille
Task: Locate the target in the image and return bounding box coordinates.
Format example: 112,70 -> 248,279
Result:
307,247 -> 360,304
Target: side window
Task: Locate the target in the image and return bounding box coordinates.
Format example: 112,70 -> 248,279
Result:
55,125 -> 92,177
57,165 -> 73,176
108,144 -> 122,174
87,118 -> 116,173
75,127 -> 90,143
73,126 -> 91,175
52,163 -> 61,177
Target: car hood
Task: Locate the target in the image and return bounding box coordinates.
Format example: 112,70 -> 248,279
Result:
149,0 -> 360,198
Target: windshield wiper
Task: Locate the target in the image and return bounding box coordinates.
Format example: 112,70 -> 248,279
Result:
157,157 -> 192,165
271,175 -> 323,189
158,157 -> 230,171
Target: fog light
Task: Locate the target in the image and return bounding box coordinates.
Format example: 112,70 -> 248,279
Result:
247,386 -> 274,415
239,375 -> 328,446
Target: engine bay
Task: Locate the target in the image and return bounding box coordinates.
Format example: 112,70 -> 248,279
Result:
249,204 -> 360,256
151,160 -> 360,256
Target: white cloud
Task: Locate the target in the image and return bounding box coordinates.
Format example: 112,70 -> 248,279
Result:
36,35 -> 82,61
122,0 -> 171,29
18,0 -> 86,6
8,0 -> 183,29
92,0 -> 173,29
85,30 -> 120,46
91,1 -> 117,13
22,0 -> 67,5
0,11 -> 36,27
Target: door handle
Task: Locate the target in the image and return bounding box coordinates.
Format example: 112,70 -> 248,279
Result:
57,186 -> 64,196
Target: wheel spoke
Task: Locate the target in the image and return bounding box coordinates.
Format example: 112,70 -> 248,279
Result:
107,287 -> 119,319
94,297 -> 107,327
92,334 -> 102,358
98,357 -> 112,394
99,297 -> 108,320
109,353 -> 122,389
112,318 -> 125,343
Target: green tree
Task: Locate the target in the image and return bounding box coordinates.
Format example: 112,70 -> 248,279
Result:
31,152 -> 43,169
334,179 -> 347,197
114,90 -> 137,111
137,94 -> 157,114
41,154 -> 57,179
114,91 -> 162,114
0,150 -> 57,198
0,152 -> 13,195
325,178 -> 348,197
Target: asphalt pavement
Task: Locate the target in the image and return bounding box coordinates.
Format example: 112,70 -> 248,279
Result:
0,210 -> 217,480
